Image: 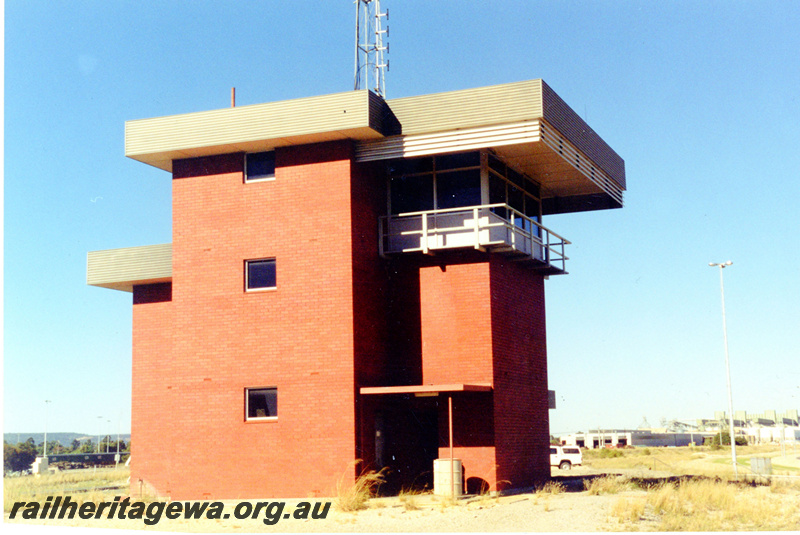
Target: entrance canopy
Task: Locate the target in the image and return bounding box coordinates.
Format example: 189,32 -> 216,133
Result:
360,383 -> 492,396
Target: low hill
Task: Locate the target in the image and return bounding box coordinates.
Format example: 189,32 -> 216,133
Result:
4,432 -> 131,445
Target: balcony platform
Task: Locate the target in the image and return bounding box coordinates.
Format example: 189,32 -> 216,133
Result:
380,204 -> 569,275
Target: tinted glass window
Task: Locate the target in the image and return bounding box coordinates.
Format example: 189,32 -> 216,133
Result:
246,152 -> 275,181
436,169 -> 481,209
391,174 -> 434,214
508,184 -> 525,213
247,388 -> 277,419
246,259 -> 276,290
489,154 -> 506,176
524,178 -> 540,198
525,198 -> 540,220
489,174 -> 507,219
388,157 -> 433,176
507,167 -> 525,187
436,151 -> 480,171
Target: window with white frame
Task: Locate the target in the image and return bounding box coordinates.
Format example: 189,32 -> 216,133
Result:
245,258 -> 276,291
245,151 -> 275,182
387,150 -> 541,220
246,387 -> 277,420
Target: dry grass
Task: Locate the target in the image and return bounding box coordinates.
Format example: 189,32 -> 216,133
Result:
584,475 -> 634,495
535,481 -> 565,495
397,487 -> 429,511
610,497 -> 646,524
333,462 -> 387,512
610,477 -> 800,531
4,467 -> 130,511
583,443 -> 798,479
770,477 -> 800,494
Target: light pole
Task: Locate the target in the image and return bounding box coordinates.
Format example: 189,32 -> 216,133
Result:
97,416 -> 104,454
709,260 -> 737,476
44,400 -> 52,459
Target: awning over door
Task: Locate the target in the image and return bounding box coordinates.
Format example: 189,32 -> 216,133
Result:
359,383 -> 492,396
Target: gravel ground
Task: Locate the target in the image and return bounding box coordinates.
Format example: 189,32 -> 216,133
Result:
4,489 -> 633,532
6,456 -> 798,532
4,469 -> 644,533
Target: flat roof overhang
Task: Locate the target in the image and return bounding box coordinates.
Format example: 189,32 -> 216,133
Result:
124,79 -> 625,212
359,384 -> 493,396
87,243 -> 172,292
356,80 -> 625,213
125,90 -> 397,172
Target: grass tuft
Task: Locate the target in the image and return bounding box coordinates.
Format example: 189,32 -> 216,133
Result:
535,481 -> 565,495
398,487 -> 428,511
610,477 -> 800,531
584,475 -> 633,495
333,461 -> 387,512
610,497 -> 646,523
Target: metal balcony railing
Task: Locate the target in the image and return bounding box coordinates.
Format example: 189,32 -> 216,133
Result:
379,204 -> 570,274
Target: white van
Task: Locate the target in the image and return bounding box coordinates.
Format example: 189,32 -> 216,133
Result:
550,445 -> 583,470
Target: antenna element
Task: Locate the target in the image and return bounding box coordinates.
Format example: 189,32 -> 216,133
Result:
354,0 -> 389,98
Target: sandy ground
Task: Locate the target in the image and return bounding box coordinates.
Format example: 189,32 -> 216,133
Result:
5,452 -> 799,532
0,466 -> 685,533
4,487 -> 634,533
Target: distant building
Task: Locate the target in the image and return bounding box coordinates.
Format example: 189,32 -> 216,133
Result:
560,430 -> 706,449
711,409 -> 800,445
561,409 -> 800,450
87,80 -> 626,499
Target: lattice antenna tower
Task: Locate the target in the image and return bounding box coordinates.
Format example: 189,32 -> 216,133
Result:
354,0 -> 389,98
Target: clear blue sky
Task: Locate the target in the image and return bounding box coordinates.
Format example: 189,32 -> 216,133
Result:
4,1 -> 799,438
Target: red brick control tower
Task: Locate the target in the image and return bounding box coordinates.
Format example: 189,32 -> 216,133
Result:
88,80 -> 625,499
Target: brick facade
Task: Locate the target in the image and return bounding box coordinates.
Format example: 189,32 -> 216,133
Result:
132,142 -> 367,499
129,143 -> 550,499
90,81 -> 627,500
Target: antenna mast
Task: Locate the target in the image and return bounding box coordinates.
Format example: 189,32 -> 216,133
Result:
354,0 -> 389,98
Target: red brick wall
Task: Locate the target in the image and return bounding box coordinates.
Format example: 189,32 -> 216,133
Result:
489,256 -> 550,489
133,141 -> 367,499
350,160 -> 391,467
417,255 -> 549,492
419,260 -> 494,385
418,258 -> 497,489
131,283 -> 173,497
130,142 -> 552,498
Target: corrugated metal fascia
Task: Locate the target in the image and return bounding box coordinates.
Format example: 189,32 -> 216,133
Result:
355,121 -> 542,161
125,91 -> 373,157
541,80 -> 626,190
387,80 -> 544,136
87,243 -> 172,290
539,120 -> 624,206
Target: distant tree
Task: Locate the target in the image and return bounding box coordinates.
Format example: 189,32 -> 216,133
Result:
4,441 -> 38,472
71,439 -> 82,452
710,431 -> 747,447
4,442 -> 17,472
79,440 -> 95,453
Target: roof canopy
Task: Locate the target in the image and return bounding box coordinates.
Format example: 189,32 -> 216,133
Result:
125,80 -> 625,211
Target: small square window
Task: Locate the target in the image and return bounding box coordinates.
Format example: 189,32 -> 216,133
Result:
246,259 -> 276,290
245,151 -> 275,182
246,387 -> 277,420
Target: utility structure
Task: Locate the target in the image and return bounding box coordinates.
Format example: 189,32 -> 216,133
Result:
709,260 -> 738,476
354,0 -> 388,97
87,79 -> 626,499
